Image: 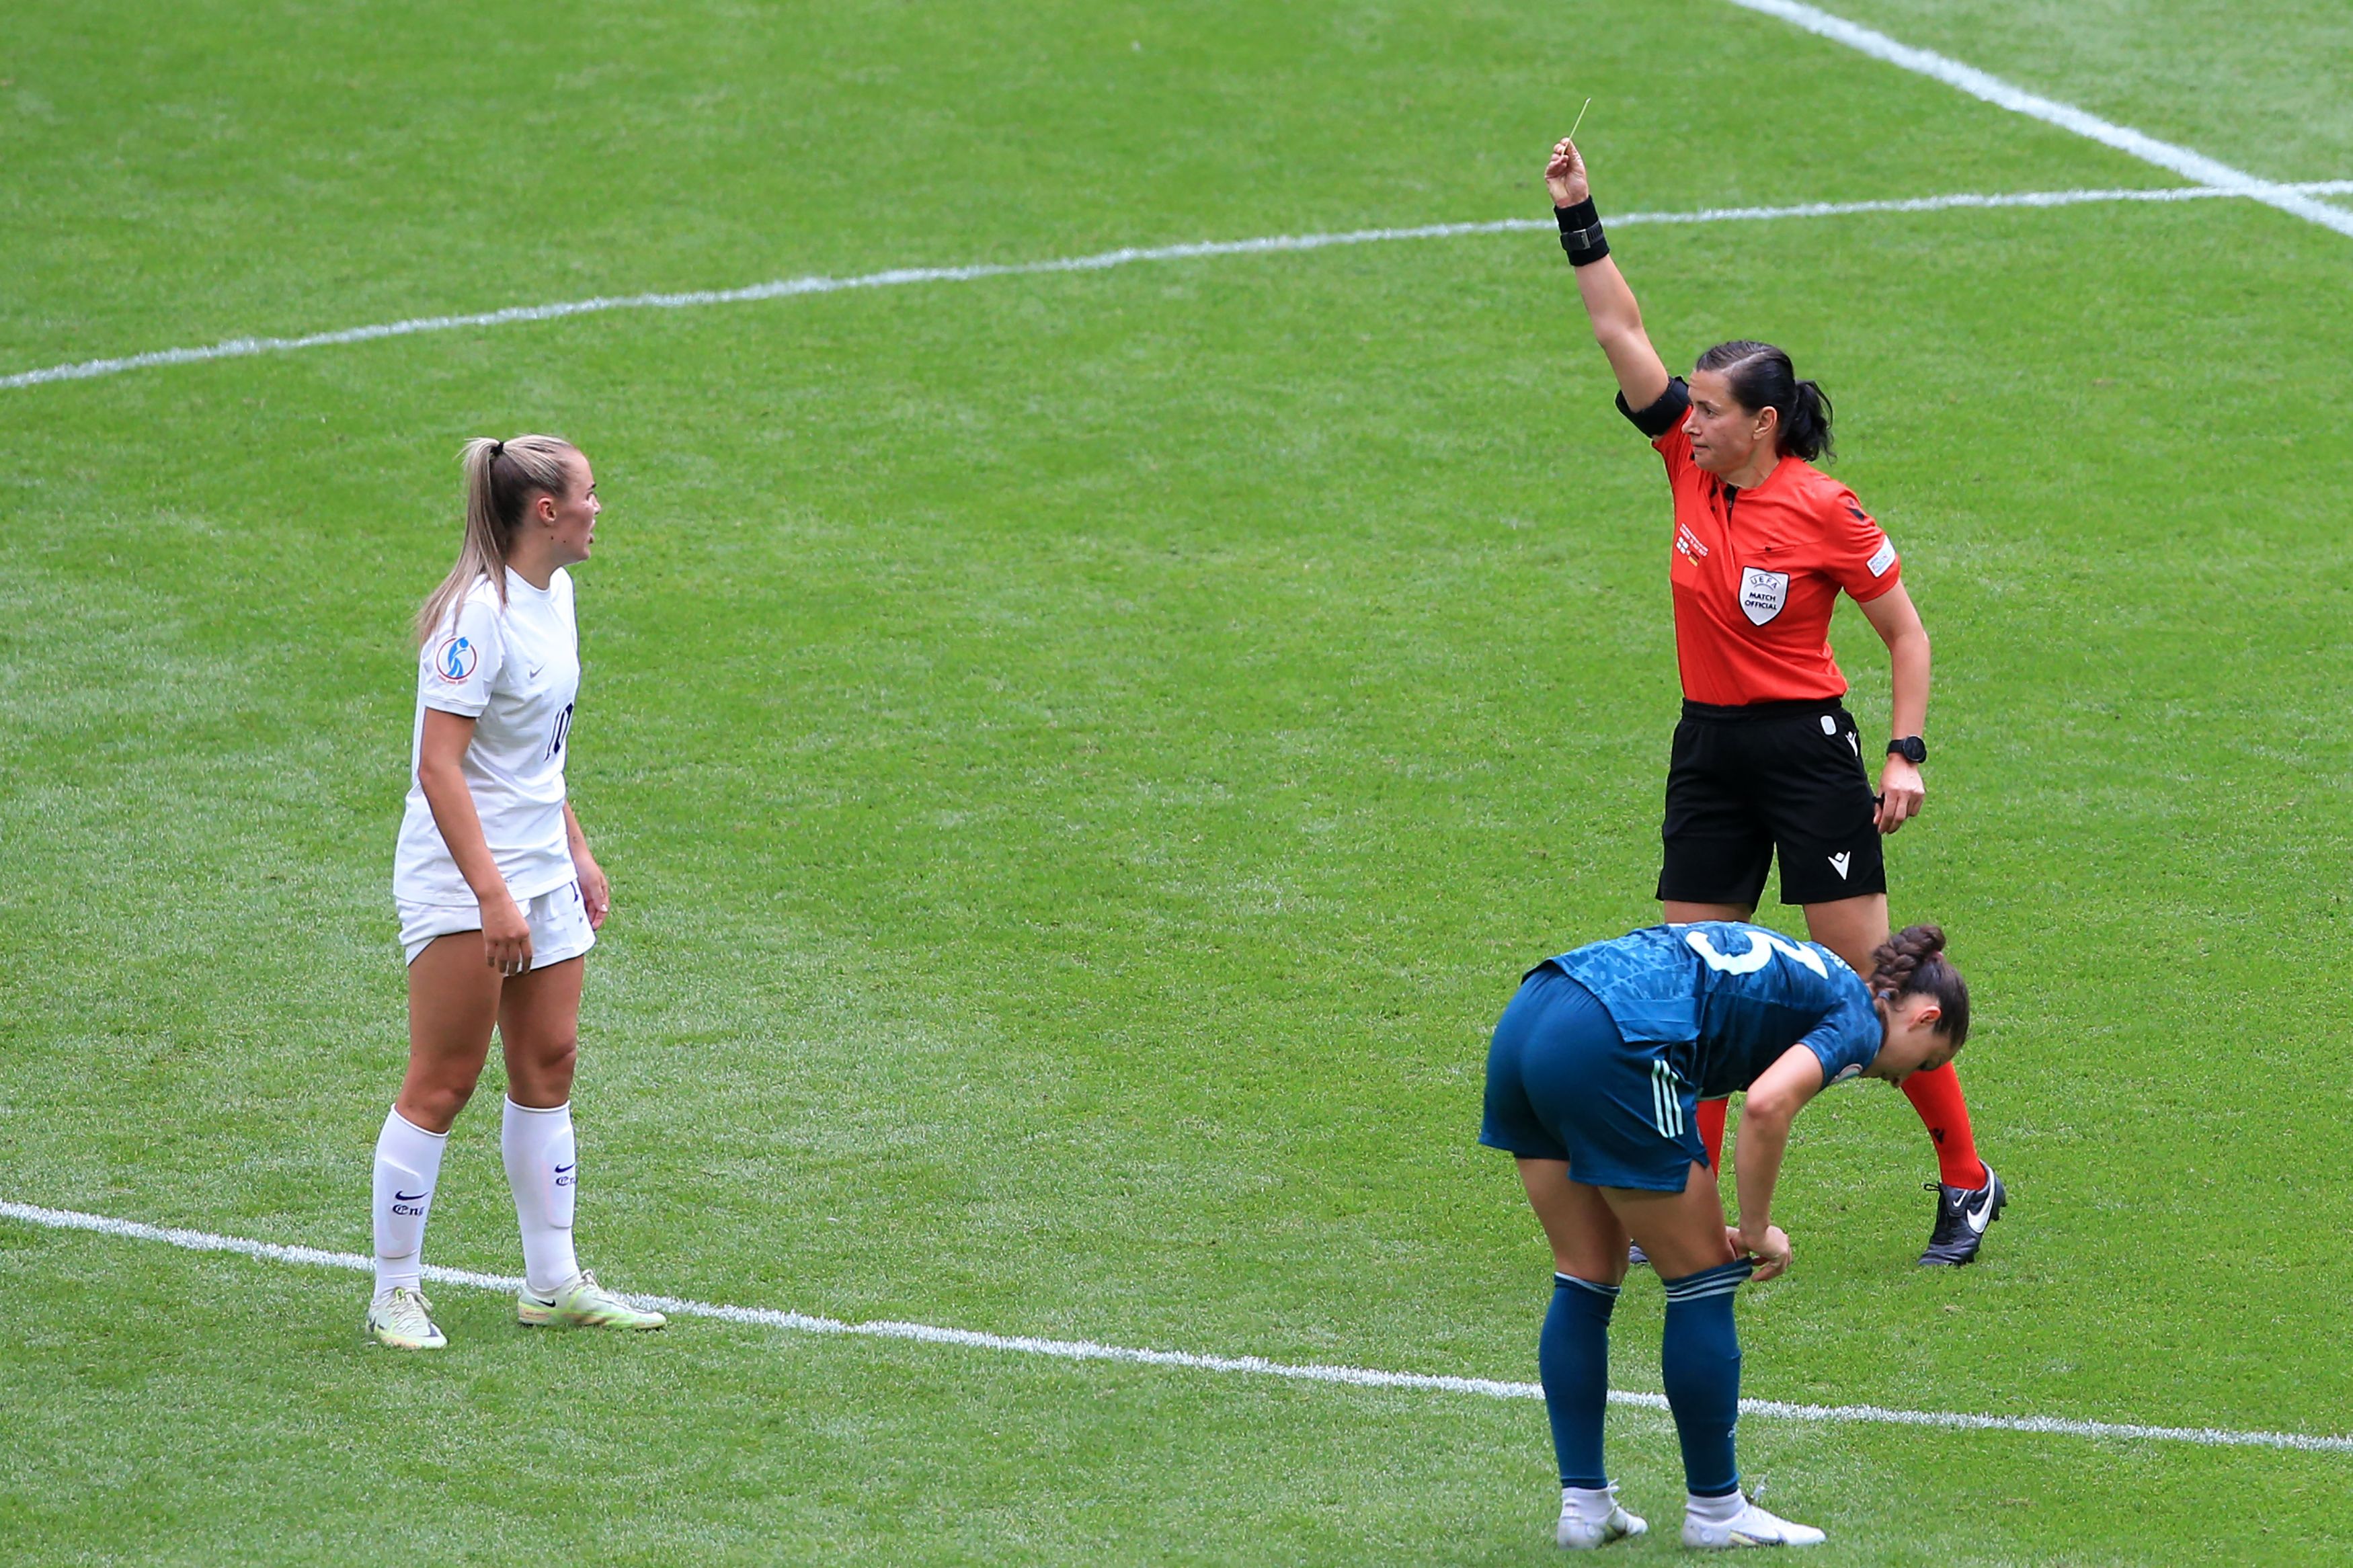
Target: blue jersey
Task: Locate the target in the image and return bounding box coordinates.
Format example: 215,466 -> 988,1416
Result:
1539,922 -> 1880,1098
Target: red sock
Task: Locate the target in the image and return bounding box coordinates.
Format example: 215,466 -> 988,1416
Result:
1696,1098 -> 1728,1171
1901,1062 -> 1987,1189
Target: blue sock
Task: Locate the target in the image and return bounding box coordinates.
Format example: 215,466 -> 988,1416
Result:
1659,1258 -> 1753,1497
1540,1272 -> 1619,1489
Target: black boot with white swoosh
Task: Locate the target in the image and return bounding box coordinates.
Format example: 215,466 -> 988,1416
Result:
1917,1164 -> 2006,1266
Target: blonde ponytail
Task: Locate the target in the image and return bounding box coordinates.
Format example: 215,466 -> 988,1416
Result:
415,434 -> 581,644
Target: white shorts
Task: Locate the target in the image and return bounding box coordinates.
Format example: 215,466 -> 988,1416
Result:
398,880 -> 596,968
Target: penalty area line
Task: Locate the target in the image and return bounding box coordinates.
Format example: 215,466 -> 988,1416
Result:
1719,0 -> 2353,241
7,1198 -> 2351,1456
5,180 -> 2350,395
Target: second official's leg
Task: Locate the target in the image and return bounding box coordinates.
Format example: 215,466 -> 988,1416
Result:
1902,1062 -> 1984,1188
1803,891 -> 2005,1264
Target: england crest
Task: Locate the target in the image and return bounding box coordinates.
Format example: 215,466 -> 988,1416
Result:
1739,567 -> 1790,626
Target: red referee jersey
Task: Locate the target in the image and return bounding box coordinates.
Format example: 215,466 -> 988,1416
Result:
1624,379 -> 1901,706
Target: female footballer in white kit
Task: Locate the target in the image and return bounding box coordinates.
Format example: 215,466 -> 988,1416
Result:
366,434 -> 665,1349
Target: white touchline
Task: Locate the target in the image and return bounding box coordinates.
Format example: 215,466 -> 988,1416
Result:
1720,0 -> 2353,241
4,181 -> 2348,396
7,1199 -> 2350,1456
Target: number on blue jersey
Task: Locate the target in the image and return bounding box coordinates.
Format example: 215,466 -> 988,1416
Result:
1683,926 -> 1828,979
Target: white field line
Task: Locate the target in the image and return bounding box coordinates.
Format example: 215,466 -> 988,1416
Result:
8,1198 -> 2352,1456
1720,0 -> 2353,241
6,181 -> 2350,397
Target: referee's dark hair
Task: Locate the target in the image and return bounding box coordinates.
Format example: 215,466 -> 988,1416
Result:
1694,340 -> 1834,463
1867,924 -> 1970,1048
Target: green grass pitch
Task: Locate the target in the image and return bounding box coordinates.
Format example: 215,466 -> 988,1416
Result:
4,1 -> 2351,1562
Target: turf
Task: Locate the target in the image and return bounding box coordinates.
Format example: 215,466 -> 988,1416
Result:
3,1 -> 2350,1563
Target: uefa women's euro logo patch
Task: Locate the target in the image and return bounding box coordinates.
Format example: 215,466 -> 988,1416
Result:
434,634 -> 478,683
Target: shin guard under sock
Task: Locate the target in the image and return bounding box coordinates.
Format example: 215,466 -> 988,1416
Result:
1660,1258 -> 1753,1497
372,1106 -> 449,1296
1901,1062 -> 1987,1190
1542,1273 -> 1620,1489
502,1098 -> 580,1295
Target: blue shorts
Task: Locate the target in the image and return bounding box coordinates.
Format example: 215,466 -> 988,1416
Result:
1478,964 -> 1710,1192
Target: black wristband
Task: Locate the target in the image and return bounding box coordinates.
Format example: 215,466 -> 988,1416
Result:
1556,198 -> 1609,266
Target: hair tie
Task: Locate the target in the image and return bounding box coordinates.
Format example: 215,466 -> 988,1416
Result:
490,440 -> 506,459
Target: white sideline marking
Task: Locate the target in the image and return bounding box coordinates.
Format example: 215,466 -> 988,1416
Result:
8,1198 -> 2352,1455
5,181 -> 2349,395
1721,0 -> 2353,240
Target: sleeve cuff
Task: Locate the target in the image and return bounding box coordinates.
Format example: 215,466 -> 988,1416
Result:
1849,566 -> 1903,603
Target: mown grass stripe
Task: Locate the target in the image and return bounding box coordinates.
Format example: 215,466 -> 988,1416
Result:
5,183 -> 2348,395
1721,0 -> 2353,239
7,1198 -> 2348,1454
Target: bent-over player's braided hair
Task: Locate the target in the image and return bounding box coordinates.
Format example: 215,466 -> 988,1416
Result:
1866,923 -> 1970,1049
415,434 -> 582,645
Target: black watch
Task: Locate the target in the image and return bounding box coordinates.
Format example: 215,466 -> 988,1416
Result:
1886,736 -> 1927,765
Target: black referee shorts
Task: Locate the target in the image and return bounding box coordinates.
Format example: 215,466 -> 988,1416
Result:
1657,698 -> 1886,909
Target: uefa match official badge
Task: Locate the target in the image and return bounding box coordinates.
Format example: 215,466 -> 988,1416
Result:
1739,568 -> 1790,626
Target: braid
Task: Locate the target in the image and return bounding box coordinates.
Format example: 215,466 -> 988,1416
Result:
1866,923 -> 1940,999
1867,923 -> 1970,1048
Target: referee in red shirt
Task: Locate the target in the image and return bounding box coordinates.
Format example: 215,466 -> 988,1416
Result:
1544,134 -> 2003,1265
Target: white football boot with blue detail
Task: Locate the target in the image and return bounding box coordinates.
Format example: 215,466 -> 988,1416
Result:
1556,1485 -> 1647,1549
1681,1495 -> 1826,1549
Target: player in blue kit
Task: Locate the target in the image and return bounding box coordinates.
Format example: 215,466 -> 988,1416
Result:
1481,921 -> 1970,1550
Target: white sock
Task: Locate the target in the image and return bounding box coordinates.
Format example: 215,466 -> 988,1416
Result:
502,1098 -> 580,1296
1687,1491 -> 1746,1526
372,1106 -> 449,1298
1561,1485 -> 1621,1524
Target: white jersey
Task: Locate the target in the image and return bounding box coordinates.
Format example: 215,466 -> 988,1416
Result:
393,568 -> 582,907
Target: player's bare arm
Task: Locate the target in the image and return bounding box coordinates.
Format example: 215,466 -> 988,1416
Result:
563,800 -> 608,929
1728,1044 -> 1821,1281
415,706 -> 533,975
1547,137 -> 1671,410
1859,581 -> 1931,833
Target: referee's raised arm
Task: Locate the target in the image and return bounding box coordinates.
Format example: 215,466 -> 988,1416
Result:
1546,138 -> 1671,412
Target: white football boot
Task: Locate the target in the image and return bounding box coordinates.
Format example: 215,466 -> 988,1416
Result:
365,1286 -> 447,1350
516,1270 -> 668,1330
1556,1485 -> 1647,1549
1681,1495 -> 1826,1549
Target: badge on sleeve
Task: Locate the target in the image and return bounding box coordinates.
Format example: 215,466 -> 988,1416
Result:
1866,537 -> 1897,577
434,634 -> 479,683
1739,567 -> 1790,626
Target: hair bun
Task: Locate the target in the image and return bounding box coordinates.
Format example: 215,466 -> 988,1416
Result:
1899,923 -> 1946,958
1866,921 -> 1970,1050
